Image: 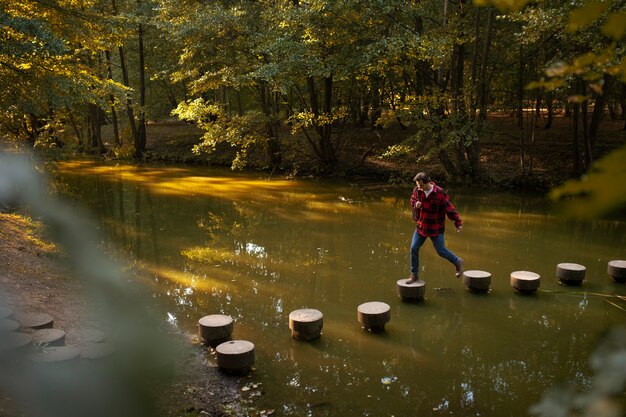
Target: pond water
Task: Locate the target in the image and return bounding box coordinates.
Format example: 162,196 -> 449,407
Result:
55,161 -> 626,417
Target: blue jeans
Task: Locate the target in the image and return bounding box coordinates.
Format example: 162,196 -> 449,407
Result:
410,231 -> 460,274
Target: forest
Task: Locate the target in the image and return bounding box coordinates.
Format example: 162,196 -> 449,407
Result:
2,2 -> 626,416
1,0 -> 625,191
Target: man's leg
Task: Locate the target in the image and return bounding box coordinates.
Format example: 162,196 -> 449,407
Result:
431,233 -> 461,267
410,231 -> 427,276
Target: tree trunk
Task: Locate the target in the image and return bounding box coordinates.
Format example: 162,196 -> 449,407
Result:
588,74 -> 609,154
535,90 -> 542,118
322,75 -> 336,166
119,45 -> 139,151
581,98 -> 592,170
112,0 -> 139,150
517,45 -> 524,129
136,22 -> 147,158
572,101 -> 581,176
470,9 -> 480,127
369,75 -> 382,128
544,90 -> 553,129
619,83 -> 626,130
65,106 -> 84,144
258,81 -> 282,168
478,7 -> 494,120
24,113 -> 38,146
88,103 -> 105,154
105,50 -> 121,146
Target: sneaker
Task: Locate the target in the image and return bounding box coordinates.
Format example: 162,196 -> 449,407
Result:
406,273 -> 418,284
455,258 -> 464,278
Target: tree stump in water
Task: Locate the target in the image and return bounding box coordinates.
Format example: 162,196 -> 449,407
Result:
32,328 -> 66,347
14,312 -> 54,329
289,309 -> 323,341
556,263 -> 586,286
198,314 -> 233,347
462,270 -> 491,293
607,260 -> 626,283
215,340 -> 255,374
357,302 -> 390,332
32,346 -> 81,364
0,306 -> 14,320
1,319 -> 19,333
80,328 -> 106,343
510,271 -> 541,294
396,279 -> 426,302
1,332 -> 33,353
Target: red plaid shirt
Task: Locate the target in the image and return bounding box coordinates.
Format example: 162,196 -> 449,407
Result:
410,182 -> 462,237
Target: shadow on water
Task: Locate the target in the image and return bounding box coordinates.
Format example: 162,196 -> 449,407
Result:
55,161 -> 626,417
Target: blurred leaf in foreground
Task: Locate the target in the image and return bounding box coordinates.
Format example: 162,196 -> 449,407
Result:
550,144 -> 626,218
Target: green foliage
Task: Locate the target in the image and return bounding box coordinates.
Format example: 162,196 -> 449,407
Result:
522,0 -> 626,90
474,0 -> 531,12
476,0 -> 626,215
567,1 -> 609,32
172,98 -> 266,169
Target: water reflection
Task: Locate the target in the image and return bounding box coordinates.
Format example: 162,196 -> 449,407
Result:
55,162 -> 626,416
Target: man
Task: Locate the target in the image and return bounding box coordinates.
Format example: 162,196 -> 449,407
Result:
408,172 -> 464,284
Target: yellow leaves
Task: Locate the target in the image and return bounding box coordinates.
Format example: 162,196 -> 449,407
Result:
302,28 -> 318,44
531,42 -> 620,93
545,62 -> 569,78
288,107 -> 348,133
525,78 -> 564,91
16,62 -> 33,70
566,2 -> 626,41
602,12 -> 626,40
567,1 -> 609,33
573,52 -> 598,68
550,144 -> 626,218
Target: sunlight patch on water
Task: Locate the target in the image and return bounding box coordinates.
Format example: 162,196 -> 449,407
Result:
166,312 -> 177,326
460,382 -> 475,406
274,298 -> 283,314
380,376 -> 398,389
143,264 -> 230,292
246,242 -> 267,258
58,161 -> 300,200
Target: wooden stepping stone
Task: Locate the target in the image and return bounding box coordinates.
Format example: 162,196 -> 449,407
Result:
80,328 -> 106,343
32,328 -> 66,347
0,306 -> 13,319
1,319 -> 20,333
556,263 -> 586,285
462,270 -> 491,293
396,279 -> 426,302
510,271 -> 541,294
1,332 -> 33,352
32,346 -> 81,364
289,309 -> 323,341
215,340 -> 255,374
81,343 -> 115,360
357,302 -> 390,332
607,260 -> 626,283
14,312 -> 54,329
198,314 -> 234,347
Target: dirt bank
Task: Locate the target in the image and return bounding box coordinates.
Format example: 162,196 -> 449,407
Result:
0,213 -> 242,417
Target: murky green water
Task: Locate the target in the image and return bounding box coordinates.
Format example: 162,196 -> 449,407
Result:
56,161 -> 626,417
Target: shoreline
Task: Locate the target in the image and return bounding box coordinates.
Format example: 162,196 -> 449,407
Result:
0,213 -> 242,417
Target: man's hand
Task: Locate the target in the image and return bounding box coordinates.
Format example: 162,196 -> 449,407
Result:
414,201 -> 422,209
456,226 -> 463,233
